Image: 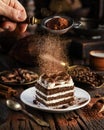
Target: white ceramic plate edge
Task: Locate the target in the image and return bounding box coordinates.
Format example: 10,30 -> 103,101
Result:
20,86 -> 91,113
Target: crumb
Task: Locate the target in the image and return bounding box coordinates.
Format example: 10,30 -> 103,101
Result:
33,99 -> 38,105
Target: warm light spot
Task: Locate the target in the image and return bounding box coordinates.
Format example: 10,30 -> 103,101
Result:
60,62 -> 66,66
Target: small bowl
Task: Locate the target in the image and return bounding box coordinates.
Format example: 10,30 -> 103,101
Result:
41,15 -> 79,34
89,50 -> 104,71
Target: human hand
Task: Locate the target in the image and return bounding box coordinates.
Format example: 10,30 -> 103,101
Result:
0,0 -> 27,32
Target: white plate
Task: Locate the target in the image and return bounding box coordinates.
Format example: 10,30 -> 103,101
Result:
20,87 -> 91,113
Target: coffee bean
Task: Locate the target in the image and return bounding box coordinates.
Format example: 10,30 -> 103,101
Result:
68,65 -> 104,88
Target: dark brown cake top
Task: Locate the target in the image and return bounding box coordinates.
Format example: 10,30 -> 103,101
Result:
41,71 -> 71,83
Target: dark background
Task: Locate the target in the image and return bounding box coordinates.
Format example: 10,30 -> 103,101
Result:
20,0 -> 104,21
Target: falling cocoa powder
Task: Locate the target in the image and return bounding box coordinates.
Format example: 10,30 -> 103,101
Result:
9,32 -> 71,73
37,33 -> 70,75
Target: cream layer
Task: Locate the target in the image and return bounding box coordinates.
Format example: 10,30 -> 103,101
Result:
37,77 -> 74,89
36,94 -> 74,105
36,89 -> 74,98
39,102 -> 72,109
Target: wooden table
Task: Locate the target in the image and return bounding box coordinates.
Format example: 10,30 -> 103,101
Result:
0,28 -> 104,130
0,80 -> 104,130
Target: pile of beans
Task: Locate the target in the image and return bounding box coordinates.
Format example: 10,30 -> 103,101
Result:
0,68 -> 38,84
67,65 -> 104,88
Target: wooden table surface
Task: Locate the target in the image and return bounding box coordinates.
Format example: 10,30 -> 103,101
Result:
0,81 -> 104,130
0,29 -> 104,130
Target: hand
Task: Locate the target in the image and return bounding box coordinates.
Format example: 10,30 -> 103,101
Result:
0,0 -> 27,32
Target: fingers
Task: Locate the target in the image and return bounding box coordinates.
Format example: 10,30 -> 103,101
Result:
18,23 -> 28,33
0,28 -> 4,32
0,0 -> 28,32
0,21 -> 16,31
0,0 -> 27,22
0,21 -> 28,32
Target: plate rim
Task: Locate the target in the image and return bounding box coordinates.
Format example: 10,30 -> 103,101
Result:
20,86 -> 91,113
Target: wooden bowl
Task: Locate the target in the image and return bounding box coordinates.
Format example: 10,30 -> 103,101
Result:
89,50 -> 104,71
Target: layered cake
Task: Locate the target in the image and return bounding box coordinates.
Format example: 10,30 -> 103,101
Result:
35,71 -> 75,109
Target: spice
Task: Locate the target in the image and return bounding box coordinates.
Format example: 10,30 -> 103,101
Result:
0,84 -> 18,98
91,97 -> 104,113
0,68 -> 38,84
46,17 -> 69,30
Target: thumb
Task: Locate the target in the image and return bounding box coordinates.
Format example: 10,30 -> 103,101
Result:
0,2 -> 27,22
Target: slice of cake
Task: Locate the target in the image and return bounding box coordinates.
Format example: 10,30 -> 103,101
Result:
35,71 -> 75,109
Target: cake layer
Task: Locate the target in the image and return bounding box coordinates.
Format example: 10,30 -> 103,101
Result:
37,72 -> 74,89
35,71 -> 75,109
36,96 -> 74,109
35,82 -> 74,95
36,90 -> 74,100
